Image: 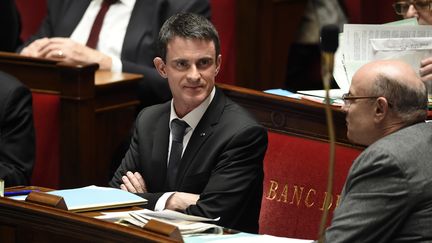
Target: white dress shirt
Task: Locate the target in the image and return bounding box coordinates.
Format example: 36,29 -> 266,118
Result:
69,0 -> 135,72
154,87 -> 216,211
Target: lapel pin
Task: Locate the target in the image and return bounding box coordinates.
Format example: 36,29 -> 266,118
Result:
200,132 -> 206,137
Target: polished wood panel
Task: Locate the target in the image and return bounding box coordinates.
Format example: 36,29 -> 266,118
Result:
217,83 -> 354,146
0,194 -> 182,243
0,52 -> 141,188
235,0 -> 306,90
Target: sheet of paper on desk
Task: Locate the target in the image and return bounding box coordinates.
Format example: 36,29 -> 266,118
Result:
136,209 -> 220,222
184,232 -> 314,243
49,185 -> 147,212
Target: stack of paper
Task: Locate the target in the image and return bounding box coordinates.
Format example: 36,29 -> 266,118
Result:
334,18 -> 432,92
96,209 -> 223,236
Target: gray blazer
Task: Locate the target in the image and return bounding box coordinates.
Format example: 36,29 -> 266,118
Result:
325,122 -> 432,242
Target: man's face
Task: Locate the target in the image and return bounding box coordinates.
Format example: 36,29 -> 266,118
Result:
398,0 -> 432,24
155,37 -> 221,116
342,77 -> 378,146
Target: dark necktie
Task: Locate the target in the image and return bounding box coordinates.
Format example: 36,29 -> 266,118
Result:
86,0 -> 117,49
166,119 -> 189,190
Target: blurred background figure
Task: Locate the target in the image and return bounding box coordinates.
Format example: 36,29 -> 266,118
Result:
393,0 -> 432,83
0,0 -> 22,52
18,0 -> 211,108
0,71 -> 35,187
285,0 -> 347,92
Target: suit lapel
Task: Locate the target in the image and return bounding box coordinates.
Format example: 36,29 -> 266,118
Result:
176,89 -> 226,186
121,0 -> 158,60
150,104 -> 170,191
57,0 -> 91,36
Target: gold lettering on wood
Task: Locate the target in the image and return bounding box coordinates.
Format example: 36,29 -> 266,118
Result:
319,192 -> 333,211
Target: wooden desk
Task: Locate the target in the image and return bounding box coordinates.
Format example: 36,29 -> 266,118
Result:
0,52 -> 141,188
217,83 -> 352,146
0,189 -> 182,243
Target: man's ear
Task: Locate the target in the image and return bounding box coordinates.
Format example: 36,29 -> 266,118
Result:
374,97 -> 389,122
215,54 -> 222,76
154,57 -> 167,78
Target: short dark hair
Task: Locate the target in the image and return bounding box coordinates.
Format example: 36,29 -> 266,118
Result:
157,12 -> 220,61
371,73 -> 428,124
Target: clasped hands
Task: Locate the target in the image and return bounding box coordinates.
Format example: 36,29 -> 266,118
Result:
120,171 -> 199,211
20,37 -> 112,70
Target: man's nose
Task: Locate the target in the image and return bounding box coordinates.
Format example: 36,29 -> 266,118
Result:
405,4 -> 419,18
341,103 -> 349,113
187,65 -> 201,82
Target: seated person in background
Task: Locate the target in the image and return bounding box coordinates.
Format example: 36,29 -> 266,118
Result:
18,0 -> 210,107
0,71 -> 35,187
0,0 -> 22,52
324,60 -> 432,242
393,0 -> 432,82
110,13 -> 268,233
285,0 -> 347,91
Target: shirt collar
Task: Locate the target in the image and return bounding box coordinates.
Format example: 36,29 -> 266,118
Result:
170,87 -> 216,130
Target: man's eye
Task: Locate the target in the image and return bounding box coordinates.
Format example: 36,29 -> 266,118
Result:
176,61 -> 189,69
197,59 -> 212,68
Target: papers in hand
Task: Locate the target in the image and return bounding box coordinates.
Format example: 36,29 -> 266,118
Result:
334,18 -> 432,92
97,209 -> 223,236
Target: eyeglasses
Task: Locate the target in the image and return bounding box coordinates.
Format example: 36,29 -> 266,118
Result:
392,0 -> 432,15
341,93 -> 380,106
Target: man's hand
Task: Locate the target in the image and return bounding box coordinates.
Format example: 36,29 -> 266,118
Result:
20,38 -> 112,70
420,57 -> 432,83
165,192 -> 200,212
120,171 -> 147,193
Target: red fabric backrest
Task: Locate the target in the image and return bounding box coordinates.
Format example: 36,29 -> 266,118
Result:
211,0 -> 236,85
15,0 -> 47,41
31,92 -> 60,189
259,131 -> 362,239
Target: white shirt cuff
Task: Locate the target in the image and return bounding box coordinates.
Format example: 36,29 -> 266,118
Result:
154,192 -> 175,211
110,55 -> 123,73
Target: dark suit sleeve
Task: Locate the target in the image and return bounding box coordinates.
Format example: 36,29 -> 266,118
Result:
186,124 -> 267,231
0,82 -> 35,186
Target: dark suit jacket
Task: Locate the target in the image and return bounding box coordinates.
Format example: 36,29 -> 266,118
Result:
19,0 -> 211,107
0,71 -> 35,186
0,0 -> 21,52
110,88 -> 268,233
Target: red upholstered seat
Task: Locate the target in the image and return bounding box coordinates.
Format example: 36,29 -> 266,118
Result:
259,131 -> 362,239
31,92 -> 60,189
211,0 -> 236,85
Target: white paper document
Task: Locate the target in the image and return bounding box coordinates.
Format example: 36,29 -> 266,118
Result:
333,18 -> 432,91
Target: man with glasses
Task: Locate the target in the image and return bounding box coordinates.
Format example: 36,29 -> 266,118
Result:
393,0 -> 432,83
324,59 -> 432,242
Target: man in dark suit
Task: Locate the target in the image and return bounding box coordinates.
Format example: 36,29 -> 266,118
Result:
0,0 -> 22,52
110,13 -> 268,233
0,71 -> 35,187
324,60 -> 432,242
19,0 -> 210,107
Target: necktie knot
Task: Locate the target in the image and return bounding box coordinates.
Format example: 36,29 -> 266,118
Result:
171,119 -> 189,143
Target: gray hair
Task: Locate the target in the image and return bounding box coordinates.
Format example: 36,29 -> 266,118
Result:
157,12 -> 220,61
370,73 -> 428,124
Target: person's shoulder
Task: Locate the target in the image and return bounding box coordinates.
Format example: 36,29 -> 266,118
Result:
136,101 -> 171,121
